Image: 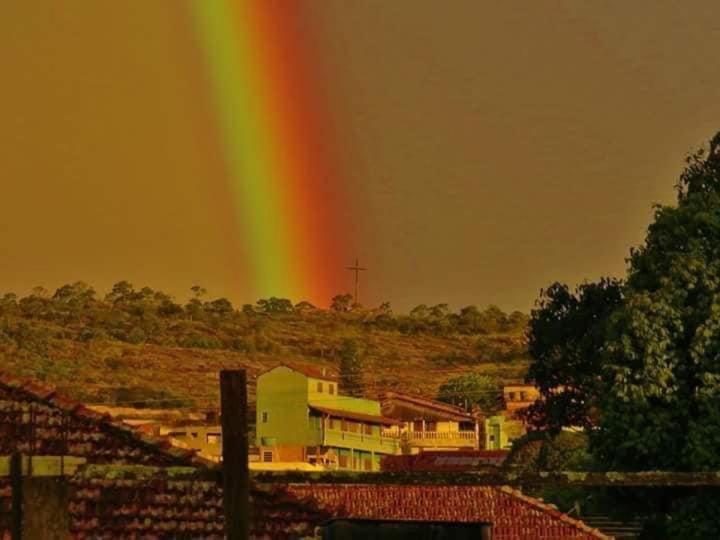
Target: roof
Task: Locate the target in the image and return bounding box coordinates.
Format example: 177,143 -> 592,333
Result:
259,362 -> 339,382
286,484 -> 610,539
380,391 -> 478,422
0,371 -> 210,468
309,405 -> 402,426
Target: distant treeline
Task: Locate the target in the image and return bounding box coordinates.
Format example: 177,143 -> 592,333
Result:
0,282 -> 527,351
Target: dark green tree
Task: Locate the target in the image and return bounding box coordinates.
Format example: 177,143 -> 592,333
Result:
330,294 -> 353,313
525,279 -> 623,432
256,297 -> 294,314
338,338 -> 364,397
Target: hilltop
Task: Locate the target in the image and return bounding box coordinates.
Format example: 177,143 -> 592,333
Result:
0,282 -> 530,409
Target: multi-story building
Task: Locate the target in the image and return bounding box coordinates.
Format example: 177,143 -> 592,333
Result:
379,391 -> 482,452
503,383 -> 540,416
256,364 -> 401,471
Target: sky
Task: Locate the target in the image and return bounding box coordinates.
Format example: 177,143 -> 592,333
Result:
1,1 -> 719,312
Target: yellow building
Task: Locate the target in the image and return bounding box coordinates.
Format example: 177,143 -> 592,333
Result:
380,392 -> 481,453
256,364 -> 401,471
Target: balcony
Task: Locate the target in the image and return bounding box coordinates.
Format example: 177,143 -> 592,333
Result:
394,430 -> 478,448
315,427 -> 401,455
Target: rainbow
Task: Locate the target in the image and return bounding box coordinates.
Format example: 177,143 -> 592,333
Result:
188,1 -> 348,306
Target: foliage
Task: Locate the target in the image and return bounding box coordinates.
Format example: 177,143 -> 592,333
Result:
525,279 -> 623,432
330,294 -> 353,313
525,132 -> 720,537
338,338 -> 364,398
436,372 -> 501,414
504,430 -> 591,474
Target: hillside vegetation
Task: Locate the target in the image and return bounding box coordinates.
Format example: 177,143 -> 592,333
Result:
0,282 -> 529,409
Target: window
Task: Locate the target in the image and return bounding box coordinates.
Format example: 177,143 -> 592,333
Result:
341,419 -> 348,432
262,451 -> 273,463
261,411 -> 269,423
329,418 -> 338,430
348,422 -> 359,433
329,384 -> 335,395
426,421 -> 437,432
317,381 -> 323,393
508,392 -> 516,401
412,420 -> 423,432
206,433 -> 221,445
364,424 -> 373,435
190,432 -> 198,439
520,391 -> 527,401
338,455 -> 348,468
364,458 -> 373,471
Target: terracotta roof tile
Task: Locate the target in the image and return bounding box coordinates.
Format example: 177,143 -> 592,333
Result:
285,484 -> 610,539
0,369 -> 211,469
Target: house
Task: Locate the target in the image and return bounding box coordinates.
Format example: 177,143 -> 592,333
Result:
0,370 -> 609,539
286,484 -> 611,540
503,383 -> 540,416
501,383 -> 542,445
380,391 -> 482,452
160,423 -> 223,462
256,364 -> 401,471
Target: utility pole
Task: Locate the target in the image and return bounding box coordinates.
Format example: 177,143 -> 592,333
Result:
345,258 -> 367,305
220,370 -> 250,540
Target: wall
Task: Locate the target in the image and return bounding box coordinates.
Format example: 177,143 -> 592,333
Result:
256,366 -> 315,447
22,478 -> 70,540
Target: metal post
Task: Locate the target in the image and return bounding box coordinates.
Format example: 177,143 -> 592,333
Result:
11,452 -> 22,540
220,370 -> 250,540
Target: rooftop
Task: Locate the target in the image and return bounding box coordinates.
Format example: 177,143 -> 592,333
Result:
380,390 -> 478,422
309,404 -> 402,426
259,362 -> 339,382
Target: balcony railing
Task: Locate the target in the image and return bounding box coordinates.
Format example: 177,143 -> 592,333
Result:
313,427 -> 401,454
405,431 -> 477,441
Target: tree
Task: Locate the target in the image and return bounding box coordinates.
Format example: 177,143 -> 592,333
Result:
591,133 -> 720,473
526,132 -> 720,536
338,338 -> 364,397
256,297 -> 294,314
330,294 -> 353,313
410,304 -> 430,319
436,372 -> 501,414
294,301 -> 317,313
525,279 -> 623,432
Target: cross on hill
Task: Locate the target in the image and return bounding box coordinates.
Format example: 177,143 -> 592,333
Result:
345,258 -> 367,305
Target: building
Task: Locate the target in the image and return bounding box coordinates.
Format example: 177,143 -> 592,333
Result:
256,364 -> 401,471
160,423 -> 223,462
380,391 -> 482,452
382,449 -> 510,471
0,370 -> 609,539
501,383 -> 542,446
286,484 -> 611,540
503,383 -> 540,416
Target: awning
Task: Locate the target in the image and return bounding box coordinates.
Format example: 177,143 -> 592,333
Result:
309,405 -> 402,426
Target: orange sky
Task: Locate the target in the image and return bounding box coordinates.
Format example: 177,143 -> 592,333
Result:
1,1 -> 719,311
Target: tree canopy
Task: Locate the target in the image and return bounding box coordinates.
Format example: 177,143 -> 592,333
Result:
526,132 -> 720,537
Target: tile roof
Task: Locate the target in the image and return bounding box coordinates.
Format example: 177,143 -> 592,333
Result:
258,362 -> 339,382
0,371 -> 209,468
380,390 -> 478,422
285,484 -> 611,540
309,405 -> 402,426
